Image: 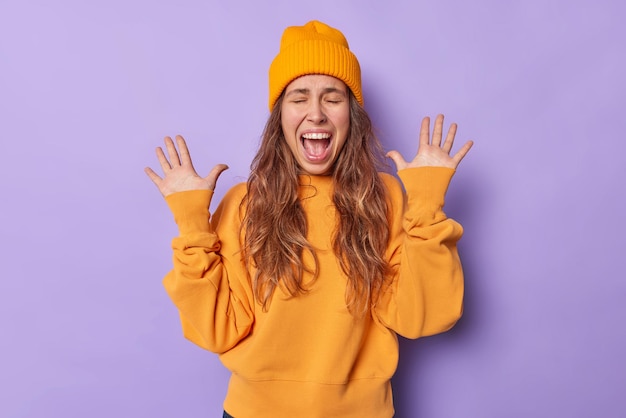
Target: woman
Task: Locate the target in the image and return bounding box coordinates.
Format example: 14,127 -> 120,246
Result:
145,20 -> 472,418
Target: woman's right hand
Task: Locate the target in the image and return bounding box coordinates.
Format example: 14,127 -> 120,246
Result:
145,135 -> 228,197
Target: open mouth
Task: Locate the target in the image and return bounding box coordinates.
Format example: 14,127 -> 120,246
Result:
301,132 -> 332,161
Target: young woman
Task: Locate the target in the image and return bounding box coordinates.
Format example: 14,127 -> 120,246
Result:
145,20 -> 472,418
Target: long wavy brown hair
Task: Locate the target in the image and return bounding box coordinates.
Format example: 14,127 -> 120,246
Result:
242,91 -> 391,315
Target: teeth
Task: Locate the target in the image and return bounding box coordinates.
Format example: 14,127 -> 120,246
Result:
302,132 -> 331,140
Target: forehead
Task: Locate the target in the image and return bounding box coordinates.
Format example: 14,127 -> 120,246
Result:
284,74 -> 348,93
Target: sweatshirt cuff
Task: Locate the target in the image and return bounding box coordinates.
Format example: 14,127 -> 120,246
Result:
397,166 -> 455,226
165,189 -> 214,235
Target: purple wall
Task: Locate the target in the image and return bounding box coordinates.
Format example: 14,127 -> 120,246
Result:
1,0 -> 624,417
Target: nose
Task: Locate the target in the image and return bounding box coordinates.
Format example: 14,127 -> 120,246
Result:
307,101 -> 327,124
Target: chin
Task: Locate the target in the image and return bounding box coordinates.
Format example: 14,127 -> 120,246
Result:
300,163 -> 333,176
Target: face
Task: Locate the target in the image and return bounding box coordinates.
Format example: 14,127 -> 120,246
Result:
280,74 -> 350,176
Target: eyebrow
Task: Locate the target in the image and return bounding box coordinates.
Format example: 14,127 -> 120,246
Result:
285,87 -> 347,97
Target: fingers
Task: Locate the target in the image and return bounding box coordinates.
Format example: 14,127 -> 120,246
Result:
155,135 -> 192,170
175,135 -> 193,166
452,140 -> 474,167
421,114 -> 459,152
442,122 -> 457,154
413,114 -> 472,169
385,150 -> 408,171
144,166 -> 162,185
164,136 -> 182,167
205,164 -> 230,190
419,116 -> 431,147
432,114 -> 444,147
155,145 -> 172,172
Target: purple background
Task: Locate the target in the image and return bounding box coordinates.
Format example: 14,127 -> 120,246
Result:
1,0 -> 624,417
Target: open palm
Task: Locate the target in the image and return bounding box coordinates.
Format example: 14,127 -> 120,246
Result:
387,114 -> 473,171
145,135 -> 228,197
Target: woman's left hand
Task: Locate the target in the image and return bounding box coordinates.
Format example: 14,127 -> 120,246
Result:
386,114 -> 473,171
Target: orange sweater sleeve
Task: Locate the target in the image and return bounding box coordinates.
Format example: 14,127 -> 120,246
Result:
375,167 -> 464,339
162,186 -> 254,353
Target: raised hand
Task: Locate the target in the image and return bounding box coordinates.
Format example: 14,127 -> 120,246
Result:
145,135 -> 228,197
386,114 -> 473,171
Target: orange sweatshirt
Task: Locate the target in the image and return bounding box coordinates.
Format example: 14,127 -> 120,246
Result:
163,167 -> 464,418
